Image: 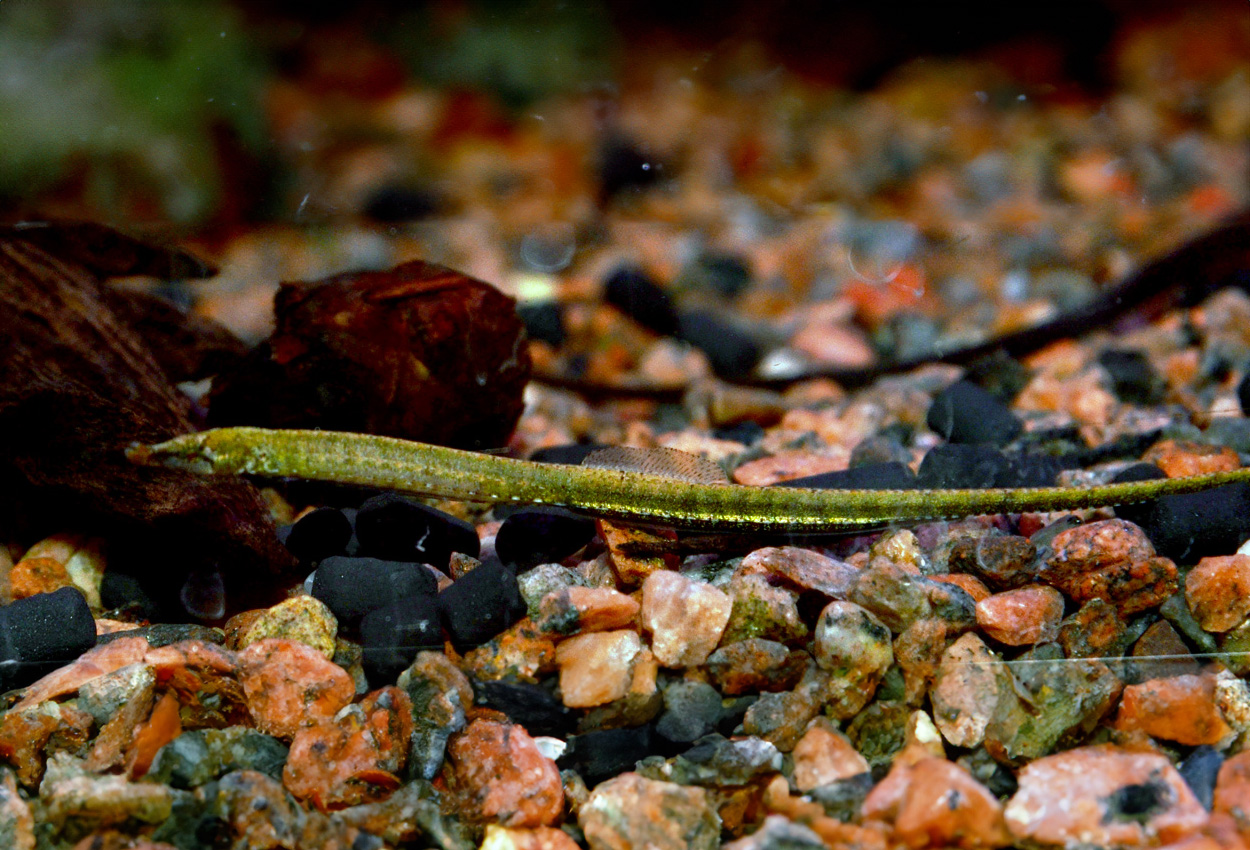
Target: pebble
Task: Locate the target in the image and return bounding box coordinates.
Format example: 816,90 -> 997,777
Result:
461,618 -> 557,683
481,823 -> 581,850
790,718 -> 870,791
597,521 -> 671,588
640,571 -> 732,669
1098,348 -> 1166,405
1115,673 -> 1235,747
915,444 -> 1015,489
1042,518 -> 1178,616
1178,745 -> 1223,811
1131,619 -> 1202,681
8,556 -> 73,600
236,638 -> 356,739
944,533 -> 1037,590
355,492 -> 479,568
312,556 -> 438,626
705,640 -> 808,695
495,508 -> 598,571
0,587 -> 97,691
984,645 -> 1120,765
737,546 -> 858,599
975,585 -> 1064,645
40,758 -> 174,837
1185,554 -> 1250,632
893,618 -> 948,706
1058,598 -> 1129,659
578,773 -> 721,850
396,651 -> 473,781
861,756 -> 1010,849
518,301 -> 567,348
146,727 -> 289,789
720,573 -> 807,645
0,701 -> 93,788
602,264 -> 679,337
811,600 -> 893,719
445,718 -> 563,828
283,506 -> 353,564
554,630 -> 642,708
230,594 -> 338,658
560,726 -> 656,787
17,534 -> 105,611
284,686 -> 413,810
654,680 -> 722,743
931,632 -> 1000,749
209,768 -> 377,850
663,734 -> 783,787
472,680 -> 574,738
777,460 -> 917,490
676,309 -> 762,380
927,380 -> 1023,446
437,558 -> 527,650
1214,749 -> 1250,822
517,564 -> 586,618
361,593 -> 444,684
1127,482 -> 1250,563
77,663 -> 156,729
741,661 -> 827,752
336,779 -> 471,849
1142,438 -> 1241,478
722,815 -> 826,850
0,769 -> 33,850
849,561 -> 931,633
732,450 -> 850,486
534,586 -> 638,635
1005,745 -> 1209,847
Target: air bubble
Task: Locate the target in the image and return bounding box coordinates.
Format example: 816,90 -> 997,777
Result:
520,222 -> 576,273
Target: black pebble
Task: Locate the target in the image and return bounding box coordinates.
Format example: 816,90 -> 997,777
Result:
599,139 -> 664,200
1121,481 -> 1250,563
494,506 -> 597,570
711,420 -> 765,446
778,461 -> 918,491
361,594 -> 444,686
355,493 -> 479,568
603,265 -> 679,337
0,587 -> 97,690
683,252 -> 752,298
530,443 -> 609,465
312,556 -> 438,627
1098,349 -> 1165,405
1178,745 -> 1222,810
916,444 -> 1015,489
99,571 -> 160,620
560,726 -> 656,786
362,185 -> 440,222
1239,370 -> 1250,417
927,380 -> 1022,446
518,301 -> 567,347
436,558 -> 527,650
676,309 -> 762,379
283,506 -> 353,564
473,679 -> 575,737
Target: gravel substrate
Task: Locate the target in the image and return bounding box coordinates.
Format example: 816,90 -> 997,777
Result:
3,4 -> 1250,849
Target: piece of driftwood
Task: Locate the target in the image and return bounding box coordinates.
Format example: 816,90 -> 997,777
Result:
0,221 -> 295,615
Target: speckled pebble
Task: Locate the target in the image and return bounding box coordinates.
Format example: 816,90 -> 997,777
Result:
705,639 -> 808,695
397,650 -> 473,781
737,546 -> 859,599
534,586 -> 638,634
232,594 -> 339,658
579,772 -> 720,850
283,686 -> 413,810
720,573 -> 808,645
555,630 -> 643,708
1116,673 -> 1235,747
1185,554 -> 1250,632
811,600 -> 892,719
446,718 -> 564,828
640,571 -> 732,669
790,718 -> 870,792
862,756 -> 1010,849
237,638 -> 356,739
975,584 -> 1064,646
0,769 -> 33,850
1005,745 -> 1208,847
931,632 -> 1000,749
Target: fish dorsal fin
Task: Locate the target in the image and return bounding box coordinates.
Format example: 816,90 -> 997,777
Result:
582,446 -> 731,485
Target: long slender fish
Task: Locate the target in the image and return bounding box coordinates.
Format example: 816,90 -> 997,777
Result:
130,426 -> 1250,534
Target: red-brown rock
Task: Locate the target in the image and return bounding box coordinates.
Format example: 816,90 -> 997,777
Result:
284,686 -> 412,811
1116,673 -> 1235,747
445,718 -> 564,828
1186,554 -> 1250,632
861,756 -> 1010,849
208,259 -> 531,449
237,638 -> 355,739
1006,745 -> 1208,847
975,585 -> 1064,646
